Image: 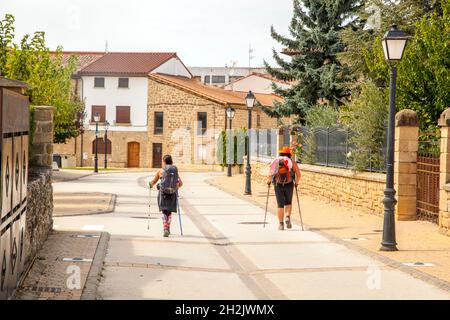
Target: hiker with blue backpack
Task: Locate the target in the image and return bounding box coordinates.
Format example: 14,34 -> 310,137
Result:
149,155 -> 183,237
267,146 -> 301,231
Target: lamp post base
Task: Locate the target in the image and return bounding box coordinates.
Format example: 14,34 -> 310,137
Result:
379,243 -> 398,251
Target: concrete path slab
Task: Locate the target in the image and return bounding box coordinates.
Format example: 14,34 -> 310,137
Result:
99,267 -> 257,300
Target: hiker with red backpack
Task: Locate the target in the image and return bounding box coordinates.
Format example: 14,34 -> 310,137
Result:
267,146 -> 301,231
149,155 -> 183,237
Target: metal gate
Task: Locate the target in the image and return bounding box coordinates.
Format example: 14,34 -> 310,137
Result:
0,86 -> 29,300
417,137 -> 440,223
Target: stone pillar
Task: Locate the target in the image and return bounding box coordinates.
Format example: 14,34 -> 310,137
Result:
438,108 -> 450,235
31,106 -> 55,170
394,109 -> 419,221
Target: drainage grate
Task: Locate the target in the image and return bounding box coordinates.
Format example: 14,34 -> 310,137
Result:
238,222 -> 268,225
403,262 -> 435,267
72,235 -> 100,238
62,257 -> 93,263
343,237 -> 368,241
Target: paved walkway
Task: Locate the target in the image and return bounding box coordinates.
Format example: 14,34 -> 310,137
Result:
210,174 -> 450,284
50,172 -> 450,300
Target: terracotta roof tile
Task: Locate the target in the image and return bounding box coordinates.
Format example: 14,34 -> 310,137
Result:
79,52 -> 177,76
149,74 -> 283,107
50,51 -> 106,72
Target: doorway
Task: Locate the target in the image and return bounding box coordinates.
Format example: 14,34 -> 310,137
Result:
152,143 -> 163,168
127,142 -> 140,168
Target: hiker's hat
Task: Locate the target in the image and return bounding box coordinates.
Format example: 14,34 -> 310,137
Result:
279,146 -> 292,155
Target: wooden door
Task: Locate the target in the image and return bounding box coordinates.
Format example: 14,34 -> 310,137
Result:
152,143 -> 163,168
127,142 -> 140,168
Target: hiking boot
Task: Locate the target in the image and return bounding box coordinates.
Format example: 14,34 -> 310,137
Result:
163,229 -> 170,237
278,222 -> 285,231
285,216 -> 292,229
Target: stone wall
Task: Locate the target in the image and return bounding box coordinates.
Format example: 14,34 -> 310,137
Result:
24,169 -> 53,267
25,106 -> 55,267
251,161 -> 386,215
439,108 -> 450,236
31,106 -> 55,168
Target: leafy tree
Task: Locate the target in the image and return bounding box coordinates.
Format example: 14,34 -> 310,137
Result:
0,14 -> 83,143
341,81 -> 388,171
340,0 -> 449,130
263,0 -> 360,122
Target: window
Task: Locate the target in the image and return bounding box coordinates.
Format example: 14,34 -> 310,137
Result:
116,106 -> 130,124
204,75 -> 226,84
257,114 -> 261,128
154,112 -> 164,135
197,112 -> 207,135
91,106 -> 106,122
92,138 -> 112,154
94,77 -> 105,88
118,78 -> 129,88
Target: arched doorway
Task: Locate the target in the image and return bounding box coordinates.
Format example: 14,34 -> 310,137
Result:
127,142 -> 140,168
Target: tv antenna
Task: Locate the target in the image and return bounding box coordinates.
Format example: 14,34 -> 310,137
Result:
248,44 -> 255,74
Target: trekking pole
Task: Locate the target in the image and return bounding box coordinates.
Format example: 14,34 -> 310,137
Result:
148,184 -> 152,230
294,184 -> 304,231
263,183 -> 271,228
176,192 -> 184,236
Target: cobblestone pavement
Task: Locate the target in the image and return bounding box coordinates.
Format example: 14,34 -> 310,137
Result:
210,174 -> 450,285
48,171 -> 450,300
53,192 -> 116,217
15,231 -> 103,300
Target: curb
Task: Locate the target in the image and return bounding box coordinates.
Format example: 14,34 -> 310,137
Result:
81,232 -> 110,300
52,172 -> 94,183
53,193 -> 117,218
206,178 -> 450,293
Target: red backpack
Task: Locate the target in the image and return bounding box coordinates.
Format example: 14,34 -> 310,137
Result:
274,158 -> 293,185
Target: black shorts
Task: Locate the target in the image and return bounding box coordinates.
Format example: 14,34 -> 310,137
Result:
274,182 -> 294,208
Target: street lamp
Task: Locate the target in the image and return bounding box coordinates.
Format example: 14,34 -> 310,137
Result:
104,120 -> 110,169
93,113 -> 100,173
226,107 -> 236,177
380,25 -> 410,252
245,91 -> 256,195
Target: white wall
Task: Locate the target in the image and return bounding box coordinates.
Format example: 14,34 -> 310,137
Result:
82,76 -> 148,132
152,57 -> 191,78
224,75 -> 291,94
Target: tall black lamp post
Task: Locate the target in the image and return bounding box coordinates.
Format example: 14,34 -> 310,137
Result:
93,113 -> 100,173
104,120 -> 110,169
244,91 -> 256,195
226,107 -> 236,177
380,25 -> 410,251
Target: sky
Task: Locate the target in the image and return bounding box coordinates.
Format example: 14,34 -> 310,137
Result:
1,0 -> 293,67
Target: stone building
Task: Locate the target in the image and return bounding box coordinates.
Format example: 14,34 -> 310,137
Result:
54,52 -> 283,169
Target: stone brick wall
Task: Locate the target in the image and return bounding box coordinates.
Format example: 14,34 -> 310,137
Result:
24,106 -> 55,269
31,106 -> 55,168
147,77 -> 279,165
439,108 -> 450,236
441,186 -> 450,236
24,169 -> 53,267
251,161 -> 386,215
